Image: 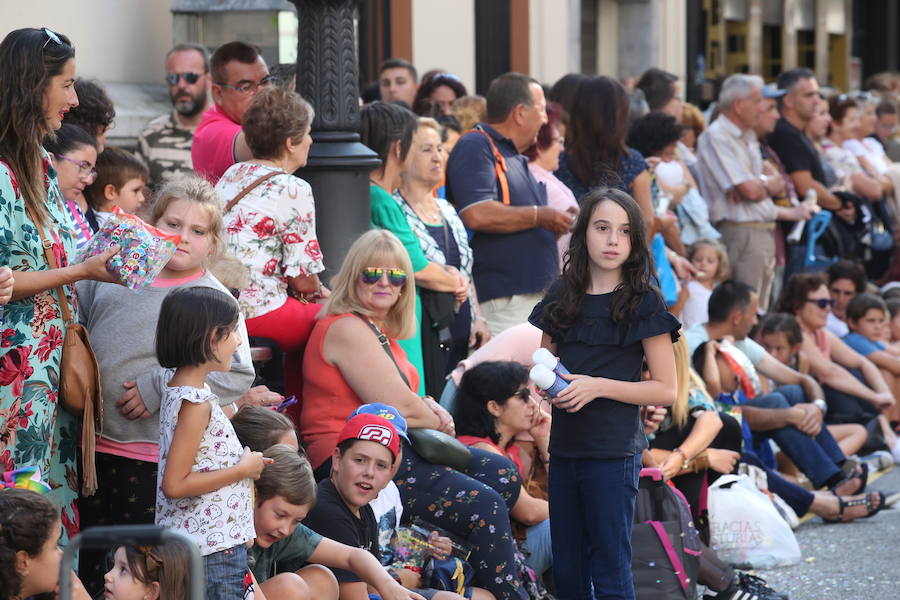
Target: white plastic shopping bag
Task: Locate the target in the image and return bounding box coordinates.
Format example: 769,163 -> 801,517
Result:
708,474 -> 802,569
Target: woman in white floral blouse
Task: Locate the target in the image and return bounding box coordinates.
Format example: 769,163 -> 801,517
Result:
216,87 -> 327,357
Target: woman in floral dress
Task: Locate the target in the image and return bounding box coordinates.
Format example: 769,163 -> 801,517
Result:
0,28 -> 120,541
215,87 -> 326,371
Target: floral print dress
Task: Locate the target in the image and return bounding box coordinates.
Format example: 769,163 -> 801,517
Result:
0,154 -> 80,540
215,162 -> 324,319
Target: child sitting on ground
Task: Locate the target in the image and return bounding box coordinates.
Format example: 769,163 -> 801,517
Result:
102,542 -> 192,600
757,312 -> 868,463
680,239 -> 730,329
84,146 -> 148,230
843,294 -> 900,438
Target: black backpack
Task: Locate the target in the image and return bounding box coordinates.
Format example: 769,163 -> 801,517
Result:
632,468 -> 701,600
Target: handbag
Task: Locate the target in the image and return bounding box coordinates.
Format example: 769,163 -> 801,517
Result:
22,201 -> 103,495
352,312 -> 472,470
223,169 -> 282,213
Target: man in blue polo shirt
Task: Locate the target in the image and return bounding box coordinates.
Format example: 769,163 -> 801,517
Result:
446,72 -> 574,335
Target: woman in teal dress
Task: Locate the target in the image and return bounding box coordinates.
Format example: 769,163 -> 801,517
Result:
360,101 -> 466,395
0,28 -> 119,541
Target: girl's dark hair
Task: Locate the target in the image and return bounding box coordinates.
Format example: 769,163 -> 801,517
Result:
691,341 -> 711,375
846,293 -> 888,323
775,272 -> 830,315
544,187 -> 655,330
453,361 -> 530,445
0,28 -> 75,226
412,72 -> 468,116
122,541 -> 191,600
566,76 -> 631,188
232,406 -> 298,452
156,287 -> 240,368
65,78 -> 115,139
523,101 -> 563,161
626,112 -> 683,158
827,259 -> 866,293
547,73 -> 586,117
0,489 -> 59,600
43,123 -> 98,156
360,101 -> 418,170
757,312 -> 803,346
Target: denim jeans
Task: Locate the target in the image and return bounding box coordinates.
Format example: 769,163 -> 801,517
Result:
549,454 -> 642,600
823,368 -> 880,423
524,518 -> 552,576
204,544 -> 248,600
745,384 -> 844,488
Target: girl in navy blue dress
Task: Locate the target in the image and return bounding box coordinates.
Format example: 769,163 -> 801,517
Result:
529,187 -> 680,600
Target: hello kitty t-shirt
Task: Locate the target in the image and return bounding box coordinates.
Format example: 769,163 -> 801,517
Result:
155,385 -> 255,556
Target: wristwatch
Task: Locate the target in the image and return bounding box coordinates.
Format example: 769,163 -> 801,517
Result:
813,399 -> 827,413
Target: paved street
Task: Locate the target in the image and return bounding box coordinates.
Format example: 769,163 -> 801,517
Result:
753,466 -> 900,600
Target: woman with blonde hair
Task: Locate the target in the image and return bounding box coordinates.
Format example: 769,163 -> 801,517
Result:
300,229 -> 529,600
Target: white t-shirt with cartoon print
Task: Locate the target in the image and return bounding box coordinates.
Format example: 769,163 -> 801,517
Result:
155,384 -> 255,556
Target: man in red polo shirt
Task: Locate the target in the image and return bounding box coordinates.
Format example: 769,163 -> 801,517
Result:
191,41 -> 274,183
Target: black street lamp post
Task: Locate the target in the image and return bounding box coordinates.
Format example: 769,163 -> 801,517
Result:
291,0 -> 380,272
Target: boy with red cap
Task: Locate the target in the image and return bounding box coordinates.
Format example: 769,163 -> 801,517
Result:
303,413 -> 402,600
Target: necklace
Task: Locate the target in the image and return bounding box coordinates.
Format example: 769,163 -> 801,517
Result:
400,190 -> 441,223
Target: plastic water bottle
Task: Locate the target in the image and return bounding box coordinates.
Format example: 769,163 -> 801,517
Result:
530,364 -> 569,397
787,188 -> 817,244
532,348 -> 570,376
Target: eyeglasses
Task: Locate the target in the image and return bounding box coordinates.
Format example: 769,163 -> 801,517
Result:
41,28 -> 62,50
360,267 -> 407,287
806,298 -> 835,309
512,387 -> 531,402
58,155 -> 97,181
165,72 -> 204,86
216,75 -> 276,95
836,91 -> 876,105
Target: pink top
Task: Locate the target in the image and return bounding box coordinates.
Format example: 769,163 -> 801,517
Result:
191,105 -> 241,184
528,162 -> 578,269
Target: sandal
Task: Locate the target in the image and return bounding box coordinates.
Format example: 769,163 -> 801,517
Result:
822,491 -> 885,523
831,463 -> 868,496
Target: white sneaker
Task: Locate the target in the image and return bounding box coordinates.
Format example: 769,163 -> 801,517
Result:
861,450 -> 894,471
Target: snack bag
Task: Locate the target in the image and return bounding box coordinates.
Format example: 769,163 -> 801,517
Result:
80,207 -> 180,291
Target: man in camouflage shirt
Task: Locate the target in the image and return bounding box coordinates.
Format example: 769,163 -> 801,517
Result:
137,43 -> 210,189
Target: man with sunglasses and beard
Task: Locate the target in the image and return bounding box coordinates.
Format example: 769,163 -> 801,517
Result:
137,43 -> 211,190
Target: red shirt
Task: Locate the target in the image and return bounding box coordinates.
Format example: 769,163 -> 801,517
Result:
300,313 -> 420,469
191,105 -> 241,184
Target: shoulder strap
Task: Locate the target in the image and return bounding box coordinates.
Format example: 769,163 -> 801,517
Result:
224,170 -> 282,213
21,201 -> 74,325
352,311 -> 411,389
461,127 -> 510,205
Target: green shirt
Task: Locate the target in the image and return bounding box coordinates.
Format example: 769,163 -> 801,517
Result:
249,523 -> 323,581
370,184 -> 426,394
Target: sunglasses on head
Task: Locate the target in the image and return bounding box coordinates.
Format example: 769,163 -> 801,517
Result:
41,28 -> 62,50
165,72 -> 203,86
806,298 -> 835,309
360,267 -> 407,286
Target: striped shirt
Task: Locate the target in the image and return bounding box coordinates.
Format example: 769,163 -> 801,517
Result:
696,115 -> 777,223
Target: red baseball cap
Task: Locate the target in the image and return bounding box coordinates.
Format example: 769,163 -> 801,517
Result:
336,414 -> 400,460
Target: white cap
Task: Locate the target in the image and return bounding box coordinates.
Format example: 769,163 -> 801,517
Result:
532,348 -> 558,370
529,364 -> 556,390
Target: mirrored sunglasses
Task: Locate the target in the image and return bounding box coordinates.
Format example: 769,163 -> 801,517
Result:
360,267 -> 407,286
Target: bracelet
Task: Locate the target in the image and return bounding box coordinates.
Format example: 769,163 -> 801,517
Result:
532,205 -> 538,227
672,447 -> 689,471
691,451 -> 710,473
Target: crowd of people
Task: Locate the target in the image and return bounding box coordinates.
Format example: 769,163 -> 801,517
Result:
4,23 -> 900,600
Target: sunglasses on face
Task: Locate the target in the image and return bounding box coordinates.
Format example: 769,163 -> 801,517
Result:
512,388 -> 531,402
360,267 -> 407,286
806,298 -> 835,309
165,72 -> 203,86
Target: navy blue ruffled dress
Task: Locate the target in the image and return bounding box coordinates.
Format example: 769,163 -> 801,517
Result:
529,282 -> 681,460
